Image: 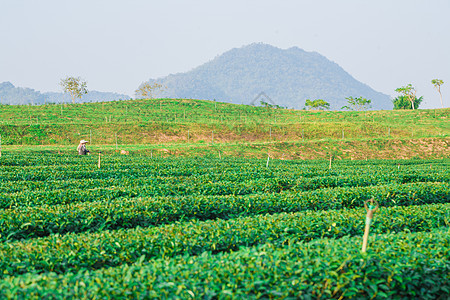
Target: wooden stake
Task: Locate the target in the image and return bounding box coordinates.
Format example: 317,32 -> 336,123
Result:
266,155 -> 270,168
362,199 -> 379,253
329,154 -> 332,170
98,153 -> 101,169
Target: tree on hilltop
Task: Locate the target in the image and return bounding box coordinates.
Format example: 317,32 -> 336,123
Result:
135,82 -> 165,99
304,99 -> 330,110
60,76 -> 88,104
341,96 -> 371,111
392,95 -> 423,110
394,84 -> 421,110
431,79 -> 444,108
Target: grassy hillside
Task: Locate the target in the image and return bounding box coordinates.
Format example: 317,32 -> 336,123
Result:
0,98 -> 449,159
1,101 -> 449,298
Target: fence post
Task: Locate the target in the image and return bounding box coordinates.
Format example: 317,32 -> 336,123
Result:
362,199 -> 379,253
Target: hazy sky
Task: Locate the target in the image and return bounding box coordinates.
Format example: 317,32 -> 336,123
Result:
1,0 -> 449,108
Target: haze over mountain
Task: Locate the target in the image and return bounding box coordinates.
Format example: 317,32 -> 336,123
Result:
0,82 -> 130,105
144,43 -> 392,110
2,43 -> 393,109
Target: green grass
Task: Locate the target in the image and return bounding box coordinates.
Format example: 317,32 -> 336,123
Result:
0,99 -> 448,147
1,100 -> 449,298
3,136 -> 449,161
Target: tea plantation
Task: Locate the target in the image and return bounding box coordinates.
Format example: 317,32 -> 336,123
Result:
0,152 -> 448,299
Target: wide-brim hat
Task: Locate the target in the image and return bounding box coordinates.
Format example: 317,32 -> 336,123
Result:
80,140 -> 89,144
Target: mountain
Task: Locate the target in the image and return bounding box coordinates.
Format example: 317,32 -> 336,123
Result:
0,82 -> 130,105
144,43 -> 392,110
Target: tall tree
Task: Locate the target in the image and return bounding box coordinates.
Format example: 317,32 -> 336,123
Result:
341,96 -> 371,111
431,79 -> 444,108
392,95 -> 423,110
60,77 -> 88,104
304,99 -> 330,110
135,82 -> 165,99
395,84 -> 418,110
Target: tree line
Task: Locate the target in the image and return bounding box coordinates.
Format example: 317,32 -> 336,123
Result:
60,76 -> 445,111
304,80 -> 445,111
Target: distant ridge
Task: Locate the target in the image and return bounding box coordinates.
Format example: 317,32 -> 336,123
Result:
144,43 -> 392,110
0,81 -> 130,105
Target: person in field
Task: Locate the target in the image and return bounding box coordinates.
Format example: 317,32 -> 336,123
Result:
77,140 -> 90,155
